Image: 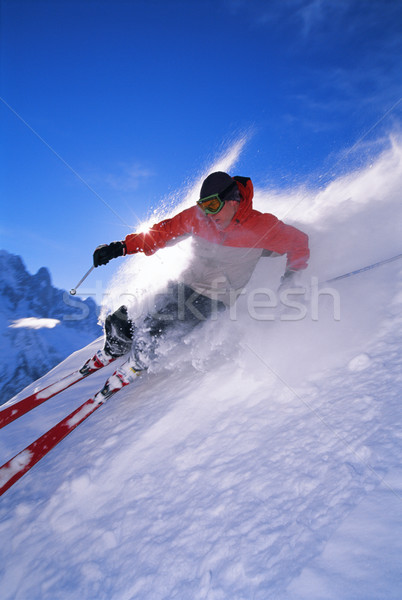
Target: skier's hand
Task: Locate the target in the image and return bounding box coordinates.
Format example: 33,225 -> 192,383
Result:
93,241 -> 126,267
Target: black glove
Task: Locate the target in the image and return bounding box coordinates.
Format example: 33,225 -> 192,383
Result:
93,241 -> 126,267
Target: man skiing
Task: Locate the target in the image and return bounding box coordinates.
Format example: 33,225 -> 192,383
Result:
80,172 -> 309,398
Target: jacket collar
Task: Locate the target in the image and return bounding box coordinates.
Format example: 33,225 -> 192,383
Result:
228,178 -> 254,227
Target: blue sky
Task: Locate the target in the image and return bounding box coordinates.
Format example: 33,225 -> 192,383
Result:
1,0 -> 402,291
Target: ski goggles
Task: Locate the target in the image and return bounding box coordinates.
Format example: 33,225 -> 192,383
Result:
197,182 -> 237,215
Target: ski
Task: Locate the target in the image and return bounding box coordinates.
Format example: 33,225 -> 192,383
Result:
0,397 -> 103,497
0,359 -> 115,430
0,369 -> 141,497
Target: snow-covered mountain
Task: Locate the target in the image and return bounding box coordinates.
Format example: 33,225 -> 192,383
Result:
0,140 -> 402,599
0,250 -> 102,402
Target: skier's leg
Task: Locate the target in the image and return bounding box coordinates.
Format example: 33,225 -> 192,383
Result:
125,283 -> 226,369
103,305 -> 134,357
96,284 -> 226,393
79,305 -> 134,375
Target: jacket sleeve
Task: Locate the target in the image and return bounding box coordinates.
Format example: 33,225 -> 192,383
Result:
257,214 -> 310,271
124,207 -> 197,256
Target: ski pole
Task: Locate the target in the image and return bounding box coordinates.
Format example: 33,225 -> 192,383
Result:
323,252 -> 402,284
70,266 -> 95,295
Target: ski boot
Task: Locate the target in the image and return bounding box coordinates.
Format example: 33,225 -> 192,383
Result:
94,362 -> 142,402
79,348 -> 115,376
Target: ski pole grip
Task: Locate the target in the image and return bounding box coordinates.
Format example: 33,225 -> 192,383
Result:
70,266 -> 95,295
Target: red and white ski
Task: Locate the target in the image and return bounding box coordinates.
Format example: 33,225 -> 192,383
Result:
0,369 -> 140,497
0,359 -> 115,430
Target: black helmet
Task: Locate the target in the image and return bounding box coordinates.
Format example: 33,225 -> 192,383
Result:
199,172 -> 239,201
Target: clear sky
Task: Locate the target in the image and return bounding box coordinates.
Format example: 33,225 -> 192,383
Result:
1,0 -> 402,292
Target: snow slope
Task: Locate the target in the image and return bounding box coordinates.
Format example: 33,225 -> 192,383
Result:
1,139 -> 402,599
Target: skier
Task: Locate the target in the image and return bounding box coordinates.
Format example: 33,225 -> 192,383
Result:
80,172 -> 310,397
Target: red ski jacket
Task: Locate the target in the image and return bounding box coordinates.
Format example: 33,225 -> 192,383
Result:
125,177 -> 309,305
